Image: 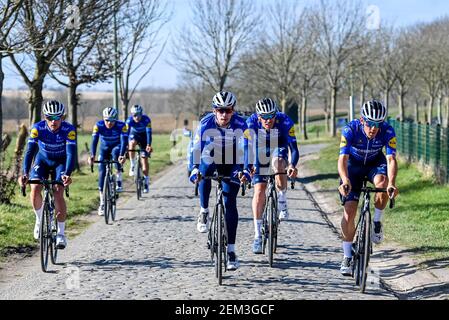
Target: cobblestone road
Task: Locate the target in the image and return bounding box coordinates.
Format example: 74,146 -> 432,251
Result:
0,146 -> 396,300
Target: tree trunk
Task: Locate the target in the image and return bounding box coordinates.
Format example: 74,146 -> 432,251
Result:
279,92 -> 287,114
444,96 -> 449,128
330,86 -> 337,137
359,82 -> 366,107
0,55 -> 4,151
302,94 -> 308,140
29,80 -> 44,126
414,99 -> 419,124
68,82 -> 80,172
437,95 -> 442,125
428,96 -> 434,124
384,88 -> 390,113
297,96 -> 302,136
398,83 -> 405,121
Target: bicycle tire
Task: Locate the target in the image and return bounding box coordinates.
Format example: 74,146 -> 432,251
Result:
136,161 -> 142,200
103,173 -> 110,225
40,204 -> 50,272
217,203 -> 224,285
50,210 -> 58,265
268,194 -> 275,267
354,211 -> 367,288
110,174 -> 117,221
360,211 -> 371,293
261,205 -> 268,254
273,189 -> 279,254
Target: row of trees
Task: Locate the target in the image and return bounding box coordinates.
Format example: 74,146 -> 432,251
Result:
172,0 -> 449,139
0,0 -> 170,148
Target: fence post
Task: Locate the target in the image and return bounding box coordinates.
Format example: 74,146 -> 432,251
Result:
425,123 -> 430,165
408,122 -> 414,162
435,124 -> 441,173
417,122 -> 422,162
446,127 -> 449,183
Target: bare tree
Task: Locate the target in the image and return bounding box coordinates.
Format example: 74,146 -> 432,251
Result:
172,0 -> 259,93
7,0 -> 78,126
0,0 -> 23,144
116,0 -> 170,119
311,0 -> 366,137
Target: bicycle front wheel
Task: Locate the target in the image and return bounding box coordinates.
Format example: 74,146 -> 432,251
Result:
136,162 -> 142,200
50,212 -> 58,265
40,204 -> 51,272
216,203 -> 224,285
103,174 -> 110,225
267,195 -> 276,267
110,175 -> 117,222
360,211 -> 371,293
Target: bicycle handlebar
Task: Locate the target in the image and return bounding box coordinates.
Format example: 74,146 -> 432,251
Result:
340,186 -> 395,209
91,160 -> 121,173
21,180 -> 69,198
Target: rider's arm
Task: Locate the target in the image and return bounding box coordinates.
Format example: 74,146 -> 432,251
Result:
338,154 -> 350,184
190,124 -> 202,170
287,126 -> 299,168
90,124 -> 100,157
386,155 -> 398,186
65,128 -> 77,176
23,127 -> 39,175
146,118 -> 152,147
120,123 -> 129,156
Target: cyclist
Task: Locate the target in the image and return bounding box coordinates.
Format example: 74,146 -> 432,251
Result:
88,107 -> 128,216
189,91 -> 250,271
245,98 -> 299,254
338,100 -> 399,276
126,104 -> 153,193
19,101 -> 76,249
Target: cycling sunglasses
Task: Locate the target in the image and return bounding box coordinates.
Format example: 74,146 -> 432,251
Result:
259,112 -> 276,120
45,115 -> 62,121
364,119 -> 382,128
104,118 -> 116,123
216,108 -> 233,114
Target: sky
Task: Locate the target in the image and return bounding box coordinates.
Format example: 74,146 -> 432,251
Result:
3,0 -> 449,92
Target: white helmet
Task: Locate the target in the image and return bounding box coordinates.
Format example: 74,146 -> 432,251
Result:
130,104 -> 143,115
212,91 -> 237,109
43,100 -> 65,118
103,107 -> 118,121
256,98 -> 277,116
361,100 -> 387,123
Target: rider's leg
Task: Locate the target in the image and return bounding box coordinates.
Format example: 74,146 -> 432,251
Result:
341,201 -> 358,253
222,177 -> 241,270
128,139 -> 137,175
30,184 -> 44,222
141,154 -> 150,186
252,181 -> 267,239
112,146 -> 123,190
98,153 -> 107,205
273,157 -> 289,219
373,174 -> 389,215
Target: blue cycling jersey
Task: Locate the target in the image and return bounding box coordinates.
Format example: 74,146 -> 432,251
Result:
190,113 -> 248,168
126,114 -> 152,145
23,121 -> 77,176
339,120 -> 397,163
90,120 -> 128,157
244,112 -> 299,168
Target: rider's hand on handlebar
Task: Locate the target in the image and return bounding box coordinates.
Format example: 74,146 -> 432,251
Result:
88,155 -> 94,166
62,175 -> 72,187
287,166 -> 298,179
387,185 -> 398,199
146,145 -> 153,154
339,179 -> 351,197
238,169 -> 251,184
19,175 -> 28,188
118,156 -> 126,165
189,168 -> 201,184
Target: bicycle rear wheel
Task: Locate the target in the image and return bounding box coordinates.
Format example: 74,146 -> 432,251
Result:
103,174 -> 110,225
40,204 -> 51,272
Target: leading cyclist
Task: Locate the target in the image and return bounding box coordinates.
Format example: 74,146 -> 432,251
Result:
338,100 -> 399,276
19,101 -> 76,249
244,98 -> 299,254
189,91 -> 249,271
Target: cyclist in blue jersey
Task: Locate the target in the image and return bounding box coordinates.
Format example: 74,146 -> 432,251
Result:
88,107 -> 128,216
244,98 -> 299,254
126,105 -> 152,193
189,91 -> 250,271
19,101 -> 76,249
338,100 -> 399,276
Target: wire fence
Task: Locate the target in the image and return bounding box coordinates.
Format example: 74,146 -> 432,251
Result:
388,118 -> 449,184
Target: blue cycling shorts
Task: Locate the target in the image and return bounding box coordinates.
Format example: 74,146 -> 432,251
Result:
30,154 -> 65,181
253,147 -> 289,185
129,133 -> 150,158
341,154 -> 388,202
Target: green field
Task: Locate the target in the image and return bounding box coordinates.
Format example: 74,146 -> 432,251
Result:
304,139 -> 449,262
0,133 -> 174,256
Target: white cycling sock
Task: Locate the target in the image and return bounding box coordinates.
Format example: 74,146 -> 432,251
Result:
227,244 -> 235,253
343,241 -> 353,258
374,208 -> 384,223
57,222 -> 65,236
200,207 -> 209,214
278,190 -> 287,211
254,219 -> 262,239
130,159 -> 136,168
99,191 -> 104,205
34,205 -> 43,223
116,172 -> 122,182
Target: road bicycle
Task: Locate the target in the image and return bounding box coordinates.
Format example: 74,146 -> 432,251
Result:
128,149 -> 149,200
22,179 -> 69,273
261,172 -> 295,267
92,159 -> 120,224
341,180 -> 394,293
